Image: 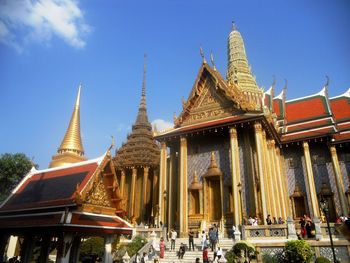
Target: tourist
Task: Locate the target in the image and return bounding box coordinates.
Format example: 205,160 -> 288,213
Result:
214,224 -> 219,243
188,229 -> 195,251
209,227 -> 218,252
159,237 -> 165,258
305,216 -> 314,238
338,219 -> 350,241
278,217 -> 284,224
195,257 -> 200,263
148,246 -> 155,260
178,243 -> 186,259
248,216 -> 254,225
340,214 -> 348,222
134,253 -> 141,263
216,247 -> 223,260
201,230 -> 206,250
230,225 -> 236,241
273,217 -> 278,224
170,229 -> 177,251
141,252 -> 147,263
299,216 -> 307,238
253,217 -> 258,226
266,214 -> 272,225
203,246 -> 209,263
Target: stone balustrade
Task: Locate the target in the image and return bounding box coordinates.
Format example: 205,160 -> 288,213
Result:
242,224 -> 288,240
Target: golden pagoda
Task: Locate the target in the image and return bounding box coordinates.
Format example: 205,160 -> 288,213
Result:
227,23 -> 259,91
49,84 -> 86,168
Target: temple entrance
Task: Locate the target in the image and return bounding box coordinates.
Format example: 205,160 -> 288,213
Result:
209,179 -> 222,221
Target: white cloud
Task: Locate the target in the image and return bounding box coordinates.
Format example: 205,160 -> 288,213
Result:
151,119 -> 173,132
0,0 -> 90,52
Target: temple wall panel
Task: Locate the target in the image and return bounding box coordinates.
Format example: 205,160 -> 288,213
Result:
187,135 -> 231,185
338,149 -> 350,190
309,144 -> 341,215
283,146 -> 309,208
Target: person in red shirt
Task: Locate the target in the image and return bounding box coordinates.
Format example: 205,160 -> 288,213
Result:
203,246 -> 209,263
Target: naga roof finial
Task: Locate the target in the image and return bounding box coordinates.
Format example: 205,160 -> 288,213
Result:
324,75 -> 330,89
210,51 -> 217,71
200,46 -> 206,63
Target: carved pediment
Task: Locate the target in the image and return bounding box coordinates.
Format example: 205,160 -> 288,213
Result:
84,176 -> 113,207
180,71 -> 243,126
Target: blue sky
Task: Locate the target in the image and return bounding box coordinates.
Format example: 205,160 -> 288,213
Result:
1,0 -> 349,169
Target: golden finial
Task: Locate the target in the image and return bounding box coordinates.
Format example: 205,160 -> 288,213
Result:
210,51 -> 217,71
232,21 -> 237,31
173,112 -> 177,123
200,46 -> 206,63
142,54 -> 147,97
49,84 -> 86,168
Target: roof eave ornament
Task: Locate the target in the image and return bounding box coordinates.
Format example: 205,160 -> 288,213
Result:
210,51 -> 217,71
200,46 -> 207,64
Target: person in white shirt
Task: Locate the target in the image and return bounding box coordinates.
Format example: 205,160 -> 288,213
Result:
216,247 -> 223,260
201,230 -> 206,250
248,216 -> 254,225
170,229 -> 177,251
253,217 -> 258,226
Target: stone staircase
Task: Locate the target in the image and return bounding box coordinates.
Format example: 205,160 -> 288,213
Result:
147,238 -> 234,263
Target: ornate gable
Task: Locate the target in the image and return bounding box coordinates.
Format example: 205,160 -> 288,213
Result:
79,155 -> 124,215
175,63 -> 247,127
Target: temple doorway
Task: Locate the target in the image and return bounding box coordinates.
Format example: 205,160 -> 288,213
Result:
209,179 -> 222,221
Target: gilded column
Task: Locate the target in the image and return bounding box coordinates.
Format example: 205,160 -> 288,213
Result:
203,178 -> 208,221
329,145 -> 348,216
303,141 -> 320,218
130,168 -> 137,219
179,137 -> 188,236
273,146 -> 286,219
142,167 -> 149,221
262,131 -> 273,217
168,149 -> 175,228
159,142 -> 167,225
120,169 -> 126,199
229,127 -> 242,226
254,122 -> 268,223
268,140 -> 282,217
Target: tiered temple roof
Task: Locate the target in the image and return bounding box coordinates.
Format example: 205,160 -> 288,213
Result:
0,153 -> 132,235
114,56 -> 160,168
268,84 -> 350,143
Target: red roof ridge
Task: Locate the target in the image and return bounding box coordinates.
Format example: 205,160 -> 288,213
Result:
286,86 -> 327,103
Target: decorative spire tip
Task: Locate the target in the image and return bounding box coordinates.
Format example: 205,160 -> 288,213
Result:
142,54 -> 147,97
232,21 -> 237,31
200,46 -> 206,63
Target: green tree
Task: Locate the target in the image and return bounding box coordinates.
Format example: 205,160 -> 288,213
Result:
80,237 -> 105,258
0,153 -> 36,202
283,240 -> 314,263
